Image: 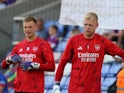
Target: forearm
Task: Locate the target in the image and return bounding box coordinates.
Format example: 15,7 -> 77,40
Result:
55,59 -> 67,82
39,62 -> 55,71
21,61 -> 55,71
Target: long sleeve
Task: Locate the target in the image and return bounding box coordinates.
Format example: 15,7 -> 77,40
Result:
55,38 -> 74,82
105,38 -> 124,60
39,42 -> 55,71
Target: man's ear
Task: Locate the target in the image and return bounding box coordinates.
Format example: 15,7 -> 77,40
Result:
96,23 -> 99,28
35,25 -> 38,32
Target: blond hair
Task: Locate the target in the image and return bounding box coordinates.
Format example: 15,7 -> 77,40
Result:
84,12 -> 98,22
23,16 -> 37,23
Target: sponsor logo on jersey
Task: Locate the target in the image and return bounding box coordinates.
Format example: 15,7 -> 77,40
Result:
77,46 -> 83,50
19,53 -> 36,62
78,52 -> 99,62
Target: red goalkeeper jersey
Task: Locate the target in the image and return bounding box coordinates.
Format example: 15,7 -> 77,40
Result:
2,37 -> 55,93
55,33 -> 124,93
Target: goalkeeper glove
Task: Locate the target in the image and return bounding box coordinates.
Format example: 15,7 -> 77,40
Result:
6,54 -> 22,64
20,62 -> 40,71
52,84 -> 61,93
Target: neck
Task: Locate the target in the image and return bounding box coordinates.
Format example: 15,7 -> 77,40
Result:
26,36 -> 37,42
83,34 -> 95,39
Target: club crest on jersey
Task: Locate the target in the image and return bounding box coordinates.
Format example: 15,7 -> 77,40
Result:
77,46 -> 83,50
94,44 -> 100,51
33,46 -> 38,52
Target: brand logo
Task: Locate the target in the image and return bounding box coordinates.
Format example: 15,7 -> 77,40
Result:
77,46 -> 83,50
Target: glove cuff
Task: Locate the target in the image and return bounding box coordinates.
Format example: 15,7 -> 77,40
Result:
55,82 -> 60,86
6,55 -> 13,64
31,62 -> 40,69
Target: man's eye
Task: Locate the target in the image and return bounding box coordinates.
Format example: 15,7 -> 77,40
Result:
29,26 -> 32,28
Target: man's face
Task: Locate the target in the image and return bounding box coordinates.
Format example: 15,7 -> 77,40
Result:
48,27 -> 57,36
23,21 -> 37,38
83,18 -> 98,37
37,20 -> 43,30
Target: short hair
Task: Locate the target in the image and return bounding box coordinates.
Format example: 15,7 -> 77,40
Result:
50,25 -> 58,32
37,18 -> 44,23
23,16 -> 37,23
84,12 -> 98,22
71,29 -> 81,35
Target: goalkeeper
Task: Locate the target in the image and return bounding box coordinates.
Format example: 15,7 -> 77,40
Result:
52,12 -> 124,93
1,17 -> 55,93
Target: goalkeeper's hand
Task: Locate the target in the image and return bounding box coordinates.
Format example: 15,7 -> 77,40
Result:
20,62 -> 40,71
52,85 -> 61,93
6,54 -> 22,64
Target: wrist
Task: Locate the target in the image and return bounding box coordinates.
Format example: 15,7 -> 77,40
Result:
55,81 -> 60,86
6,56 -> 13,65
31,62 -> 40,69
6,61 -> 11,65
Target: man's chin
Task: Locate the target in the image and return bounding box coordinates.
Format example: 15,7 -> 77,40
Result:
26,35 -> 32,38
85,33 -> 94,37
85,33 -> 92,36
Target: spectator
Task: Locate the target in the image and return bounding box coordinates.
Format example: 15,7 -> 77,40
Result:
110,30 -> 120,44
36,18 -> 48,40
47,25 -> 59,50
0,0 -> 16,9
52,12 -> 124,93
117,30 -> 124,49
70,28 -> 81,37
0,0 -> 6,9
3,0 -> 16,6
0,71 -> 8,93
97,29 -> 121,45
102,29 -> 112,40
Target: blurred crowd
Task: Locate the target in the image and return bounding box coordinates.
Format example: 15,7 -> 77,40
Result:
0,0 -> 16,9
97,29 -> 124,49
